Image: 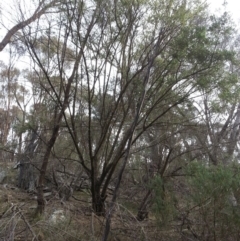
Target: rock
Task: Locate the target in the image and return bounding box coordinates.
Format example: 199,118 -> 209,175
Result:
43,192 -> 52,197
50,209 -> 66,224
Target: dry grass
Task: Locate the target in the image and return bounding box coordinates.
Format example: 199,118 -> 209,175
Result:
0,161 -> 181,240
0,184 -> 181,241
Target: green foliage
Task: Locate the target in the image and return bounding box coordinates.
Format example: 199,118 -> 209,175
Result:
150,176 -> 177,226
185,162 -> 240,238
187,163 -> 234,201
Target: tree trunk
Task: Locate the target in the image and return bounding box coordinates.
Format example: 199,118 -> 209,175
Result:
18,160 -> 36,191
18,130 -> 38,191
137,190 -> 152,221
36,125 -> 60,214
91,181 -> 106,216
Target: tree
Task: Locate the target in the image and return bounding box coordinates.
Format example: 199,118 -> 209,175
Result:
20,0 -> 100,214
1,0 -> 238,235
57,0 -> 235,224
1,0 -> 240,240
0,61 -> 21,161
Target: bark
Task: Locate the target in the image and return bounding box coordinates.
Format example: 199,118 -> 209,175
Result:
18,129 -> 38,191
137,190 -> 152,221
227,103 -> 240,160
92,183 -> 106,215
36,125 -> 61,214
225,103 -> 240,207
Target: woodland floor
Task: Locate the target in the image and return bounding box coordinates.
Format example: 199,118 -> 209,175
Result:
0,160 -> 187,241
0,182 -> 183,241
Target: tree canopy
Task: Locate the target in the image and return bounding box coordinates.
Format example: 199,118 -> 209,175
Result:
1,0 -> 240,240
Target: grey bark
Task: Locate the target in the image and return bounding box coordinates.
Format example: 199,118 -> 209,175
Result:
18,129 -> 38,191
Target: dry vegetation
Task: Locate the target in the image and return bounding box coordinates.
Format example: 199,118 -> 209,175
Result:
0,161 -> 183,241
0,182 -> 179,241
2,158 -> 240,241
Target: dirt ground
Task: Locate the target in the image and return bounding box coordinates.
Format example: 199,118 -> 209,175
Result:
0,183 -> 178,241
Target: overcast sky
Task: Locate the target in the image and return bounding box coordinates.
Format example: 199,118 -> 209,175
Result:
209,0 -> 240,23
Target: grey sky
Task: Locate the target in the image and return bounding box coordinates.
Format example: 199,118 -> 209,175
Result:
209,0 -> 240,23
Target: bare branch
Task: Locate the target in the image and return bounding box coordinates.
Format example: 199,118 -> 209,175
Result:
0,0 -> 60,52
